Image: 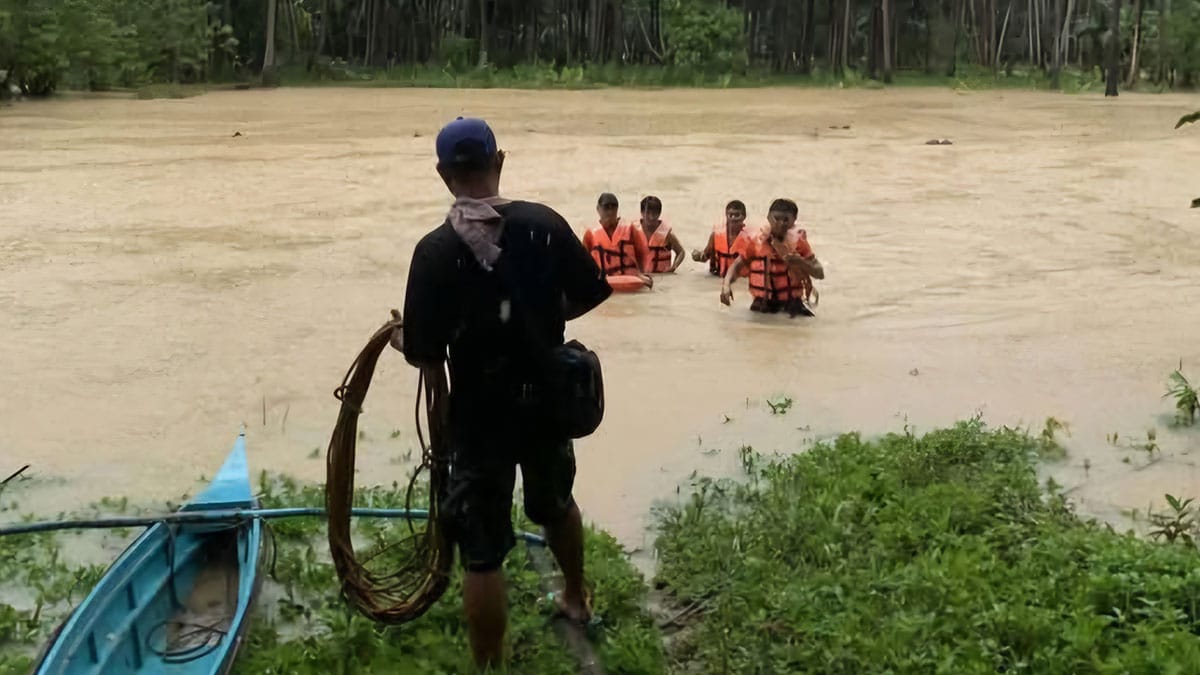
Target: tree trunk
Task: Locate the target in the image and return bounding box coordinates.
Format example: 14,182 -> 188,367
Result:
1051,0 -> 1064,86
315,0 -> 329,61
949,0 -> 963,75
1158,0 -> 1170,85
1104,0 -> 1120,95
287,0 -> 300,63
968,0 -> 983,63
868,3 -> 879,77
882,0 -> 893,81
1061,0 -> 1074,66
368,0 -> 378,66
263,0 -> 278,76
1035,0 -> 1044,65
478,0 -> 489,66
841,0 -> 851,73
802,0 -> 817,72
995,0 -> 1013,70
1028,0 -> 1035,62
1125,0 -> 1143,86
829,0 -> 840,73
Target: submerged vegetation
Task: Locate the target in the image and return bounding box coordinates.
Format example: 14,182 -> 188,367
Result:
4,421 -> 1200,672
654,420 -> 1200,673
1166,363 -> 1199,425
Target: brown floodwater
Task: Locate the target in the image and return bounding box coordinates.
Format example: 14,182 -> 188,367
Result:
2,87 -> 1199,556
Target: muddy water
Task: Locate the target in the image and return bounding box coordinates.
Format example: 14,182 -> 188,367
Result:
2,88 -> 1199,555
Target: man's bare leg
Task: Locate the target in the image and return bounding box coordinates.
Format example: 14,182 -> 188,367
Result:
544,501 -> 590,620
463,570 -> 507,668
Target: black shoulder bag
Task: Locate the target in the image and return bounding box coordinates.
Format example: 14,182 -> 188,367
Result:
460,217 -> 605,440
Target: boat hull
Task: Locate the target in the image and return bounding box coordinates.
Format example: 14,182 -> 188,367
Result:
34,434 -> 262,675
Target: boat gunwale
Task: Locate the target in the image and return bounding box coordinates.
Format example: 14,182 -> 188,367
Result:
32,433 -> 263,675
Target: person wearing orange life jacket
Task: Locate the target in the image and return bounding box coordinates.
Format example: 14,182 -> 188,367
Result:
692,199 -> 749,278
638,195 -> 685,274
581,192 -> 653,288
720,198 -> 824,317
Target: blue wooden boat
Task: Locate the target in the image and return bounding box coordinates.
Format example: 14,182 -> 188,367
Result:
34,432 -> 264,675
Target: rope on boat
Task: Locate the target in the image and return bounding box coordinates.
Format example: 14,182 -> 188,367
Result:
325,315 -> 455,624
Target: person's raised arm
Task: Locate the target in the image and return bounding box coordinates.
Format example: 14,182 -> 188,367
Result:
784,239 -> 824,280
667,231 -> 686,273
720,257 -> 747,306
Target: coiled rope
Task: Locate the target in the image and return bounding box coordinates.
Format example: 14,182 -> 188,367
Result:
325,316 -> 454,624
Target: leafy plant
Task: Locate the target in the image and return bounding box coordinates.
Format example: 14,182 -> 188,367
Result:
655,421 -> 1200,673
1149,494 -> 1196,545
1165,364 -> 1199,425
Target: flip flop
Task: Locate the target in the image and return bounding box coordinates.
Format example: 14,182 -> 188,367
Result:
544,590 -> 603,633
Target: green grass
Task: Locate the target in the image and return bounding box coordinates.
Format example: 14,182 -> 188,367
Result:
7,420 -> 1200,674
134,83 -> 211,100
653,420 -> 1200,673
0,474 -> 663,674
271,61 -> 1111,94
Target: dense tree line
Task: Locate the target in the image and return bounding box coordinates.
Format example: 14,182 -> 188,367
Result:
1,0 -> 1198,95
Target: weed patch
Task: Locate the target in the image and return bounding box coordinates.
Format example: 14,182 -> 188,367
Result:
0,475 -> 662,674
654,420 -> 1200,673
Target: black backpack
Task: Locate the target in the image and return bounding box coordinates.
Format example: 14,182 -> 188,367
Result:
543,339 -> 605,439
453,215 -> 606,439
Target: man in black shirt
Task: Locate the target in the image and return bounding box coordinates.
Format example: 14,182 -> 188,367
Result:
402,117 -> 611,668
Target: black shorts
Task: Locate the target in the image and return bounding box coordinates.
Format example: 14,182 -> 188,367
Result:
750,297 -> 814,317
441,429 -> 577,573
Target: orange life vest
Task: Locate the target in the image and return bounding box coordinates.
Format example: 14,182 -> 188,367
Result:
643,222 -> 673,273
747,228 -> 813,303
588,222 -> 640,276
710,224 -> 744,278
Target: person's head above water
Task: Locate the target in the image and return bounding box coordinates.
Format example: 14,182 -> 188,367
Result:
435,117 -> 504,198
767,198 -> 799,239
597,192 -> 619,227
639,195 -> 663,228
724,200 -> 747,229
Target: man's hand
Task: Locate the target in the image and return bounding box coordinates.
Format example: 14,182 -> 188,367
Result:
785,254 -> 816,273
388,309 -> 404,353
691,248 -> 705,262
720,285 -> 734,306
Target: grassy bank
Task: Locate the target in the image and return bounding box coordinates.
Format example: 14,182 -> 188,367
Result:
4,421 -> 1200,673
117,63 -> 1126,99
0,476 -> 664,674
278,62 -> 1121,94
653,420 -> 1200,673
237,476 -> 664,674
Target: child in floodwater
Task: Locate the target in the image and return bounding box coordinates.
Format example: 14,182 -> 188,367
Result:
692,199 -> 749,278
637,195 -> 685,274
720,198 -> 824,317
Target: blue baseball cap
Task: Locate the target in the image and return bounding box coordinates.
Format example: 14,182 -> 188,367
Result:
435,117 -> 498,168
